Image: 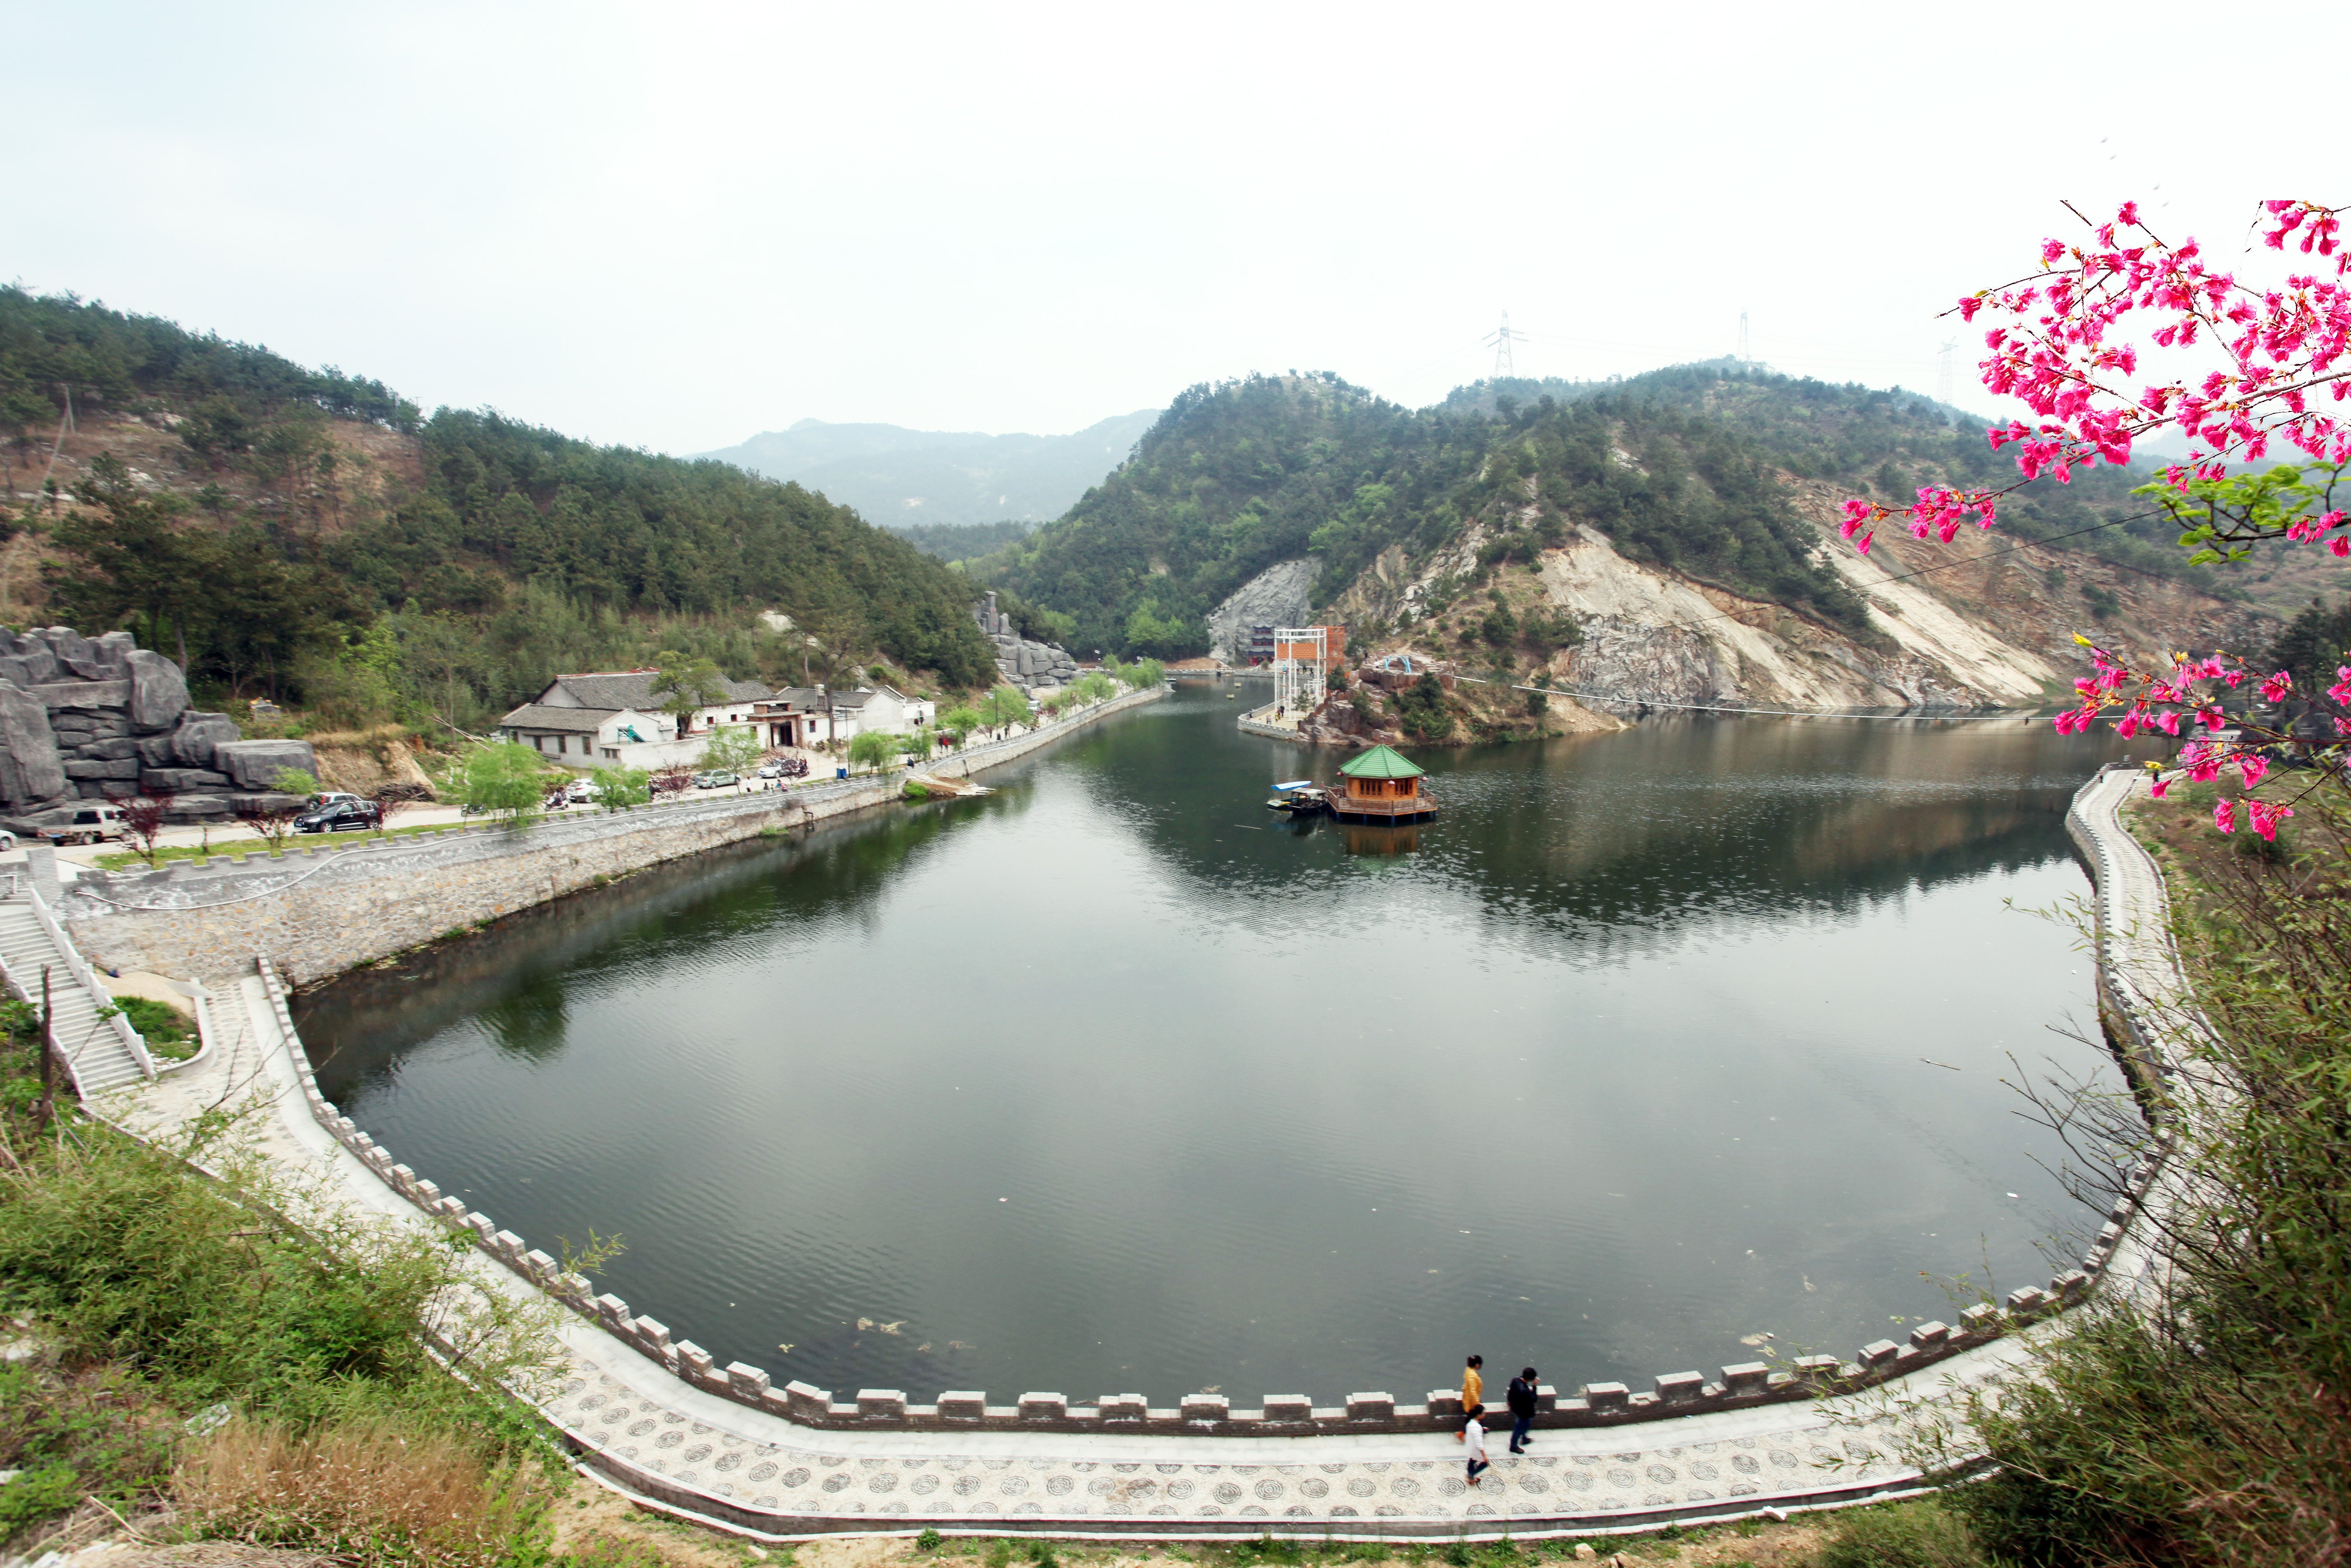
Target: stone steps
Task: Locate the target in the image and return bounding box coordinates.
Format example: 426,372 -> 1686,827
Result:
0,898 -> 148,1093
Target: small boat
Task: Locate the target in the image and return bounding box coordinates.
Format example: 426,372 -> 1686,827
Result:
1265,781 -> 1328,814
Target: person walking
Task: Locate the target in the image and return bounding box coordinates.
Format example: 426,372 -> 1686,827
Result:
1455,1354 -> 1483,1442
1506,1366 -> 1539,1454
1462,1403 -> 1491,1488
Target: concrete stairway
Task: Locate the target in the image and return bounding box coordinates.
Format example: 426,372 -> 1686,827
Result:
0,894 -> 148,1095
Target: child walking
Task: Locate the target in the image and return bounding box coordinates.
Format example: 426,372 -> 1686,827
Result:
1462,1403 -> 1491,1487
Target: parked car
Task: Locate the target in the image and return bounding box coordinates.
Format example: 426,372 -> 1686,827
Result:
756,760 -> 786,779
565,778 -> 597,803
38,807 -> 128,846
294,799 -> 383,834
307,791 -> 367,811
0,828 -> 14,850
691,770 -> 738,789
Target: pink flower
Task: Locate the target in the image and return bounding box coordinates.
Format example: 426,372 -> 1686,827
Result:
2149,776 -> 2170,799
2239,753 -> 2268,789
2213,798 -> 2237,834
2248,800 -> 2294,841
2259,670 -> 2292,702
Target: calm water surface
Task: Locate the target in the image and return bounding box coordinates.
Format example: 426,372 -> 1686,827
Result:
299,685 -> 2153,1405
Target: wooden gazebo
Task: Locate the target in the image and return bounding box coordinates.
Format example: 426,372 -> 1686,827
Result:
1332,744 -> 1436,823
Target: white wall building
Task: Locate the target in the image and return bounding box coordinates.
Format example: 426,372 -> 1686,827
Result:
498,669 -> 776,772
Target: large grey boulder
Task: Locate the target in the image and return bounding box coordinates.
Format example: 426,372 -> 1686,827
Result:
64,758 -> 139,780
124,650 -> 190,732
169,712 -> 242,768
141,767 -> 231,793
34,680 -> 129,711
0,642 -> 59,687
0,679 -> 65,808
41,626 -> 128,681
212,738 -> 317,791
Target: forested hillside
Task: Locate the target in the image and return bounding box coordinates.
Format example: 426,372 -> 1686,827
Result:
1449,366 -> 2229,588
0,288 -> 994,729
976,371 -> 1873,657
974,361 -> 2277,660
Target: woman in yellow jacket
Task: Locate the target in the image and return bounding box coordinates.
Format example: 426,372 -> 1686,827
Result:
1455,1355 -> 1483,1442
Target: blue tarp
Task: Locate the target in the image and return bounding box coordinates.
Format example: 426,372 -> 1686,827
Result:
1273,780 -> 1314,791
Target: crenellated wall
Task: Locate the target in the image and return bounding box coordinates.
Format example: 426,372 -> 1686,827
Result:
170,748 -> 2184,1461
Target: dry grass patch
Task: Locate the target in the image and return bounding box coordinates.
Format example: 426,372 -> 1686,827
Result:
174,1417 -> 552,1568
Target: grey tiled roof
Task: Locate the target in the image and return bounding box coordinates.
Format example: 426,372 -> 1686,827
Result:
545,671 -> 770,710
499,703 -> 614,733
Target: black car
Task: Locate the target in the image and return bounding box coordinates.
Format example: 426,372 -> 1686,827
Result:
294,800 -> 384,834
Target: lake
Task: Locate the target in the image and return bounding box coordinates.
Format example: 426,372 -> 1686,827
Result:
298,683 -> 2151,1407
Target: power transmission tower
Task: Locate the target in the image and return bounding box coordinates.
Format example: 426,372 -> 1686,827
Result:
1937,339 -> 1958,407
1483,312 -> 1521,381
1737,310 -> 1749,362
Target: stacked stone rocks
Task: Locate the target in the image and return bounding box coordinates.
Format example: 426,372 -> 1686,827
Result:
973,592 -> 1078,691
0,626 -> 318,830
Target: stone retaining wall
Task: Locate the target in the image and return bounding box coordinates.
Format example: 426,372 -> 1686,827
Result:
60,684 -> 1166,987
1236,704 -> 1300,744
180,741 -> 2179,1452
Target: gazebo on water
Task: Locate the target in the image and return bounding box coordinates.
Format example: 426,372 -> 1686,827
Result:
1332,744 -> 1437,824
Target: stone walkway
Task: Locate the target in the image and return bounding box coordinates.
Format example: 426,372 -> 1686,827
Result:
93,971 -> 2010,1543
82,760 -> 2195,1544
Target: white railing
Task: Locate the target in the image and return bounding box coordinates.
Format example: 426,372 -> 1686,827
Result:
25,882 -> 155,1080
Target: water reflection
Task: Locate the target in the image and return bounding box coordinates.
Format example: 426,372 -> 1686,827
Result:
297,688 -> 2158,1406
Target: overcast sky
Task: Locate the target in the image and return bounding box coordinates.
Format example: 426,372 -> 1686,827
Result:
10,1 -> 2342,456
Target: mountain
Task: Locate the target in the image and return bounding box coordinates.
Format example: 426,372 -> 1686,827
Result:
0,286 -> 999,728
694,410 -> 1161,527
970,364 -> 2282,717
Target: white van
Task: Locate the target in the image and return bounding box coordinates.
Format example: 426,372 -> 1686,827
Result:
39,806 -> 129,846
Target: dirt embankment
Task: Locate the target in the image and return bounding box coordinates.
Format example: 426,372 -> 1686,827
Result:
306,725 -> 440,798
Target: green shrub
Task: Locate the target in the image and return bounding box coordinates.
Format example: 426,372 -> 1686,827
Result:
114,996 -> 196,1061
1818,1499 -> 1988,1568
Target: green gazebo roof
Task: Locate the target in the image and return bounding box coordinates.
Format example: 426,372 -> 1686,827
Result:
1338,744 -> 1424,780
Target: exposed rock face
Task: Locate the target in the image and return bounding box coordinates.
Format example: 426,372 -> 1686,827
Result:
212,739 -> 318,791
124,650 -> 191,731
1207,559 -> 1316,665
0,681 -> 66,804
972,592 -> 1079,691
0,627 -> 315,829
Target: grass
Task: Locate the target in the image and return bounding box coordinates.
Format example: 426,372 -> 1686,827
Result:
113,995 -> 197,1061
93,818 -> 485,870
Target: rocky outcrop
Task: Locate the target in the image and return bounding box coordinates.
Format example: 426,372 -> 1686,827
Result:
1207,559 -> 1315,665
972,592 -> 1079,690
0,626 -> 315,830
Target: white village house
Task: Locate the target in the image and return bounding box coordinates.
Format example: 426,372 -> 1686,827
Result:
753,685 -> 934,749
498,668 -> 775,771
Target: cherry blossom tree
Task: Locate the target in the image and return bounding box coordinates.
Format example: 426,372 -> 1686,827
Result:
1841,198 -> 2350,832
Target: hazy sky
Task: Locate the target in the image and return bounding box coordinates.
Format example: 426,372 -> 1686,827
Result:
10,2 -> 2342,455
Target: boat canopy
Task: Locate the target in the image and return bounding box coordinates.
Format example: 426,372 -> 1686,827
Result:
1272,780 -> 1315,791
